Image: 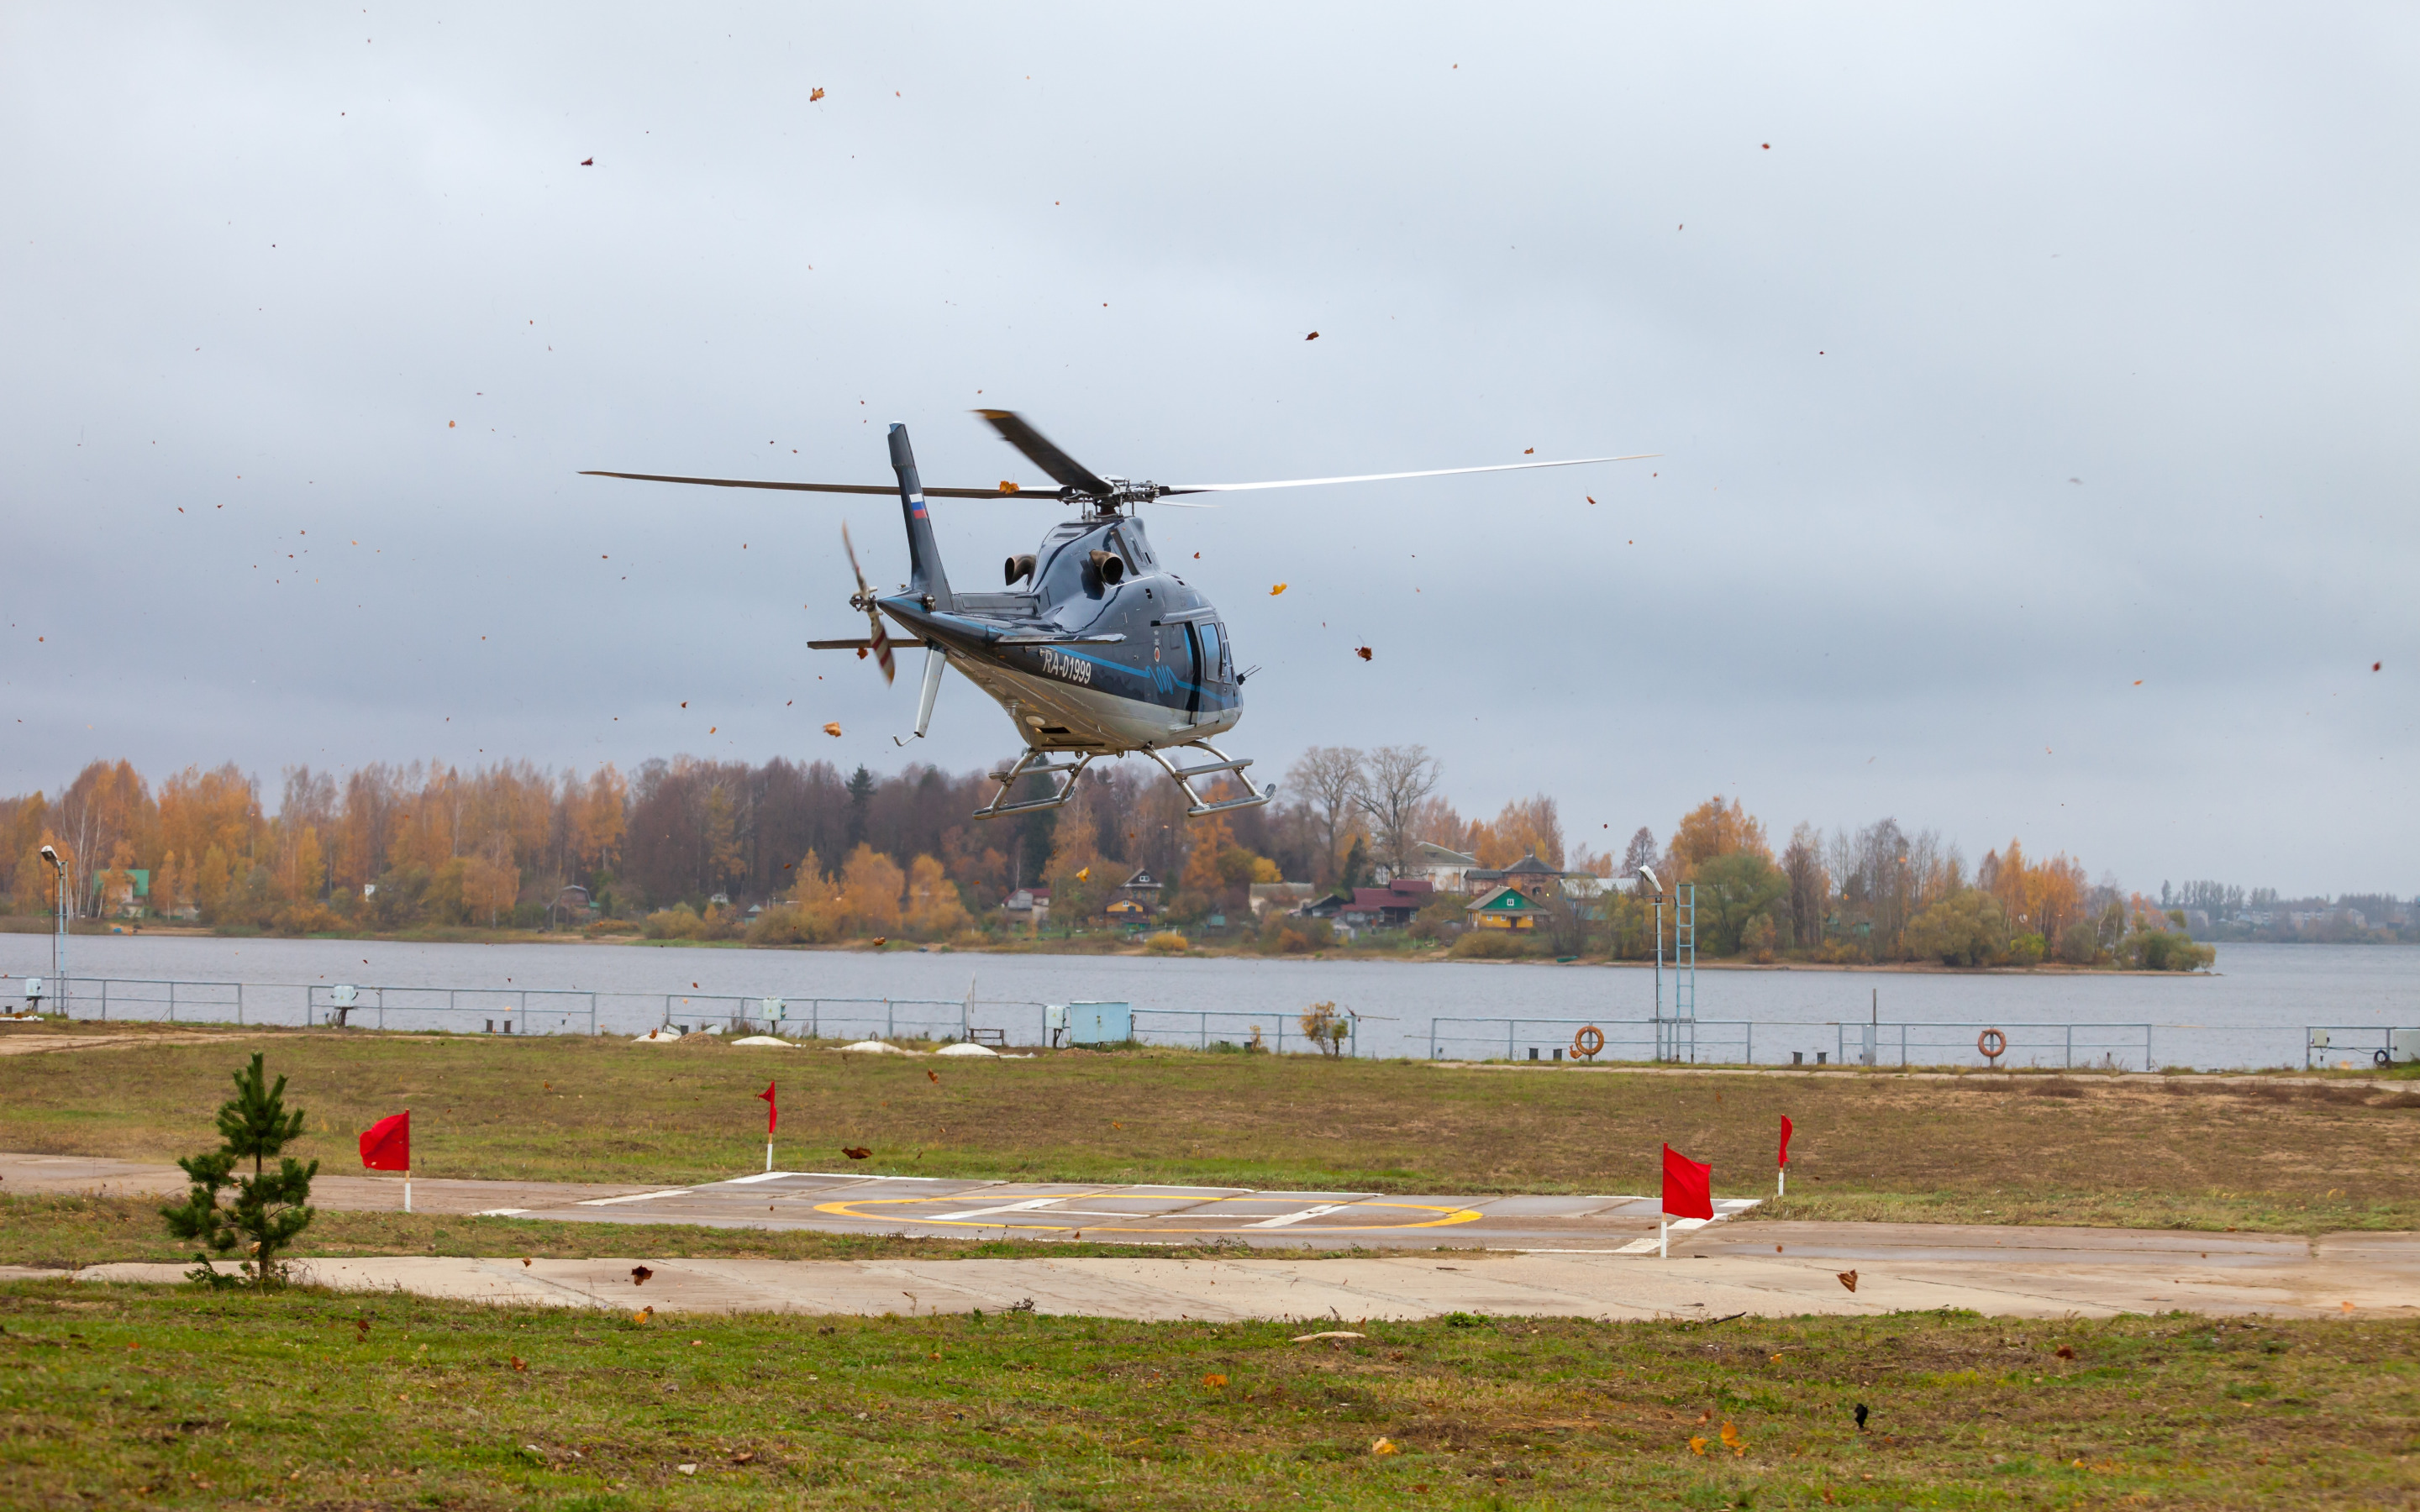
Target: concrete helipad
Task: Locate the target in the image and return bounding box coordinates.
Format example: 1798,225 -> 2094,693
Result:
8,1152 -> 2414,1321
0,1153 -> 1755,1252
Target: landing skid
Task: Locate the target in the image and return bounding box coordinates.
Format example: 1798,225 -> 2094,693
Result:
973,738 -> 1276,821
975,748 -> 1096,820
1142,738 -> 1276,817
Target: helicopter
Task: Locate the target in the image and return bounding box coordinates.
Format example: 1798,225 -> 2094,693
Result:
586,412 -> 1650,820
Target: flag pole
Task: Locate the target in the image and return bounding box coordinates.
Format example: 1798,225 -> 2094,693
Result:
404,1168 -> 412,1215
1659,1218 -> 1667,1260
765,1139 -> 773,1173
1778,1166 -> 1786,1199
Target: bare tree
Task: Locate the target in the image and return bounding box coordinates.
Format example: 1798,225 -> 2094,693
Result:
1620,827 -> 1658,896
1351,744 -> 1440,881
1781,822 -> 1828,949
1286,746 -> 1365,885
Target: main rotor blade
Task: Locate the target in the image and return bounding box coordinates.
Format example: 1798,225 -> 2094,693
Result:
581,470 -> 1044,499
971,411 -> 1114,495
1157,453 -> 1660,496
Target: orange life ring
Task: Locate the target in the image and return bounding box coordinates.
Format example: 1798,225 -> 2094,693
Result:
1977,1027 -> 2007,1060
1573,1025 -> 1605,1058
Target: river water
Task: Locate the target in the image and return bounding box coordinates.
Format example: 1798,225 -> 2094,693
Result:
3,934 -> 2412,1072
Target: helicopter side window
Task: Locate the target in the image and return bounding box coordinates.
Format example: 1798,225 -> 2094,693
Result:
1198,621 -> 1225,684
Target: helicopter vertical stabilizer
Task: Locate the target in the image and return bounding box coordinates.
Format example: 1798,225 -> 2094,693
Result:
886,423 -> 955,610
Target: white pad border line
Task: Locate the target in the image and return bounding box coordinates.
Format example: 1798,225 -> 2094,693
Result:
575,1189 -> 695,1207
1613,1198 -> 1762,1254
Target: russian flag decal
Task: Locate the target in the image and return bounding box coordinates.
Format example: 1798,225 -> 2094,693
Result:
908,491 -> 928,519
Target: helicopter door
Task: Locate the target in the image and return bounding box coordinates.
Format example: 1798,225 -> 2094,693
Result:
1181,622 -> 1204,721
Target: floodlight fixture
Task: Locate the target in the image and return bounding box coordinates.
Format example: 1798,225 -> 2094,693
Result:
39,844 -> 59,867
1637,864 -> 1660,895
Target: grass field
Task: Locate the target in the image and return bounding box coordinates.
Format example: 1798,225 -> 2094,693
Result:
3,1023 -> 2417,1236
4,1281 -> 2413,1509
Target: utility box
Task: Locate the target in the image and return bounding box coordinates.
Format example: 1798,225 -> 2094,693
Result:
1063,1001 -> 1132,1047
2392,1028 -> 2420,1064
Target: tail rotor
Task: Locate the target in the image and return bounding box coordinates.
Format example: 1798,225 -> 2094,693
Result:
841,522 -> 896,685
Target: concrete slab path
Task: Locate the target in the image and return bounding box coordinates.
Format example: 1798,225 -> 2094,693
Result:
23,1231 -> 2414,1322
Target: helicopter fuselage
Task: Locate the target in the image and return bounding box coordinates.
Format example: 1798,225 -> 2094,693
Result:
881,512 -> 1240,756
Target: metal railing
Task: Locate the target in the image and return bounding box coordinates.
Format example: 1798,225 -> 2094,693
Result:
2303,1026 -> 2414,1070
1836,1020 -> 2154,1072
53,976 -> 250,1024
1429,1016 -> 1755,1064
1132,1008 -> 1359,1057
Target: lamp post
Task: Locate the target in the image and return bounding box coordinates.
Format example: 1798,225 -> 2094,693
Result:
1639,865 -> 1665,1058
38,845 -> 65,1016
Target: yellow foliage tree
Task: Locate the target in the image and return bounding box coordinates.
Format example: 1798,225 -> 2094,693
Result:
839,843 -> 904,935
461,854 -> 520,927
904,854 -> 971,938
1669,795 -> 1770,877
1470,794 -> 1565,869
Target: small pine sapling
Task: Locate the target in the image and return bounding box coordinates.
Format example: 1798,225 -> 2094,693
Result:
159,1053 -> 318,1289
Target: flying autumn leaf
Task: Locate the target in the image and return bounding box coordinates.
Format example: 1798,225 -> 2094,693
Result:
511,1355 -> 528,1371
1202,1373 -> 1228,1388
810,87 -> 826,102
521,1257 -> 533,1267
1304,331 -> 1319,341
823,722 -> 843,738
630,1266 -> 654,1287
1836,1269 -> 1858,1293
580,157 -> 594,166
1270,583 -> 1287,596
631,1306 -> 654,1325
926,1069 -> 939,1083
1076,866 -> 1091,882
2055,1345 -> 2075,1359
1355,647 -> 1372,661
998,480 -> 1019,493
1586,496 -> 1596,504
842,1146 -> 872,1160
1524,448 -> 1535,454
1371,1438 -> 1399,1456
1689,1436 -> 1708,1456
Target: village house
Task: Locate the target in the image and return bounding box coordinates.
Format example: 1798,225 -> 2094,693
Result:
1000,885 -> 1051,929
1303,876 -> 1434,931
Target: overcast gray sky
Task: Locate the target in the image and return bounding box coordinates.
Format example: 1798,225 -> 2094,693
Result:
3,5 -> 2413,895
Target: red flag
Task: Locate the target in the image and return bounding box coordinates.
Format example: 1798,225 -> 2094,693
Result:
1778,1115 -> 1794,1168
360,1111 -> 410,1172
1661,1143 -> 1712,1221
758,1080 -> 777,1134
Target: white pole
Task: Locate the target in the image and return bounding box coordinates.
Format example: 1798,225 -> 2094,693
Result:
1660,1218 -> 1668,1260
403,1170 -> 412,1215
1778,1168 -> 1786,1199
765,1140 -> 774,1173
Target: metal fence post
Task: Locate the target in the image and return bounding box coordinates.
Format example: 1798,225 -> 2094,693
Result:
2065,1025 -> 2072,1068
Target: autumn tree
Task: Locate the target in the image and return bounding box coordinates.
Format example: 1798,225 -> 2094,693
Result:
1286,746 -> 1365,884
1669,795 -> 1770,878
903,854 -> 971,938
1351,744 -> 1440,881
838,843 -> 905,935
1047,798 -> 1114,923
1694,851 -> 1788,956
1780,822 -> 1828,949
1471,794 -> 1565,869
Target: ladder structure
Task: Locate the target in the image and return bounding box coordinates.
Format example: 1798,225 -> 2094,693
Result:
1656,884 -> 1698,1063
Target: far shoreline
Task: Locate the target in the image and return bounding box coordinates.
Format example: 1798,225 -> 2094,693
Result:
0,917 -> 2268,977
